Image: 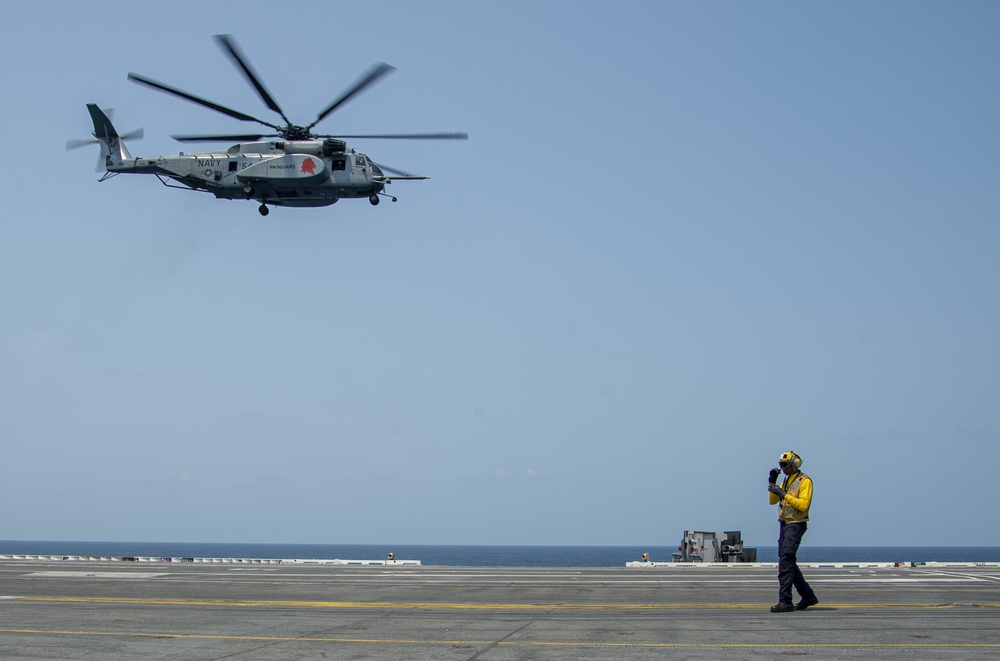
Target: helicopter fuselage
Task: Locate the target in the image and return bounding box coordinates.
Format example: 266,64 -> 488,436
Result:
110,139 -> 386,208
75,35 -> 464,214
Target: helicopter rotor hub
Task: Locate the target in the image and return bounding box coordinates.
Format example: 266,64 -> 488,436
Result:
280,125 -> 312,141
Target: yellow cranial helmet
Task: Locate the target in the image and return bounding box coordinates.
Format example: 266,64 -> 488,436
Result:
779,451 -> 802,469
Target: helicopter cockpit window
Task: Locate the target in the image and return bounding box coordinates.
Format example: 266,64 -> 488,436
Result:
355,155 -> 368,168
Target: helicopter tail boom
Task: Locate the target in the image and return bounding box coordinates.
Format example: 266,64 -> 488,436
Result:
86,103 -> 133,169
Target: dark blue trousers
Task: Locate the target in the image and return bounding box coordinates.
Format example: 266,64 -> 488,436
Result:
778,522 -> 816,604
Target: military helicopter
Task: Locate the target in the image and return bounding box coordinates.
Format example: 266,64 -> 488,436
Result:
69,35 -> 467,216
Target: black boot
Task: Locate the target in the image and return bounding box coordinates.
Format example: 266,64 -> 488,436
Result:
795,596 -> 819,610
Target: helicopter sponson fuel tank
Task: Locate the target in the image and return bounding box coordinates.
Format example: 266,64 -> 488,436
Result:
237,154 -> 329,188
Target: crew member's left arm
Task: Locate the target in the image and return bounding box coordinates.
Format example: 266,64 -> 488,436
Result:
783,476 -> 812,513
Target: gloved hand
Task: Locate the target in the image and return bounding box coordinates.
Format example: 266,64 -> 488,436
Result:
768,483 -> 786,498
768,468 -> 780,484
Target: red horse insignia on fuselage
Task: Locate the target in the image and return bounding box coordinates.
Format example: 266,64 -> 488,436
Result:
300,158 -> 316,175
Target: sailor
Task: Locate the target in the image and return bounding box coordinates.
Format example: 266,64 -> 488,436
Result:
768,451 -> 819,612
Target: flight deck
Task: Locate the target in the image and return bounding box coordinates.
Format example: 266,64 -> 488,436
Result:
1,558 -> 998,660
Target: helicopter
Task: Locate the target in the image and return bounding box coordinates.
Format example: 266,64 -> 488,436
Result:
69,35 -> 467,216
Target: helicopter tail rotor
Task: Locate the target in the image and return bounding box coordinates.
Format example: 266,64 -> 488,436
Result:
66,127 -> 144,152
68,105 -> 142,172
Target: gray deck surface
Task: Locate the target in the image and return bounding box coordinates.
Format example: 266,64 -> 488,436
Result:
1,559 -> 998,659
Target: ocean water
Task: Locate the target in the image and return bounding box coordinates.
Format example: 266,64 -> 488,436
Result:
2,541 -> 1000,566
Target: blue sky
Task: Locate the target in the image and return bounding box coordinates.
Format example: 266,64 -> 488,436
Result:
1,1 -> 998,548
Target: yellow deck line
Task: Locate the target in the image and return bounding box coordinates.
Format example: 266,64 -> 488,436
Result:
9,595 -> 1000,610
0,628 -> 997,649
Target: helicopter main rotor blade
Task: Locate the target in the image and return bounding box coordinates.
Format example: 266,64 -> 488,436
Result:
172,133 -> 273,143
322,132 -> 469,140
128,73 -> 281,130
309,62 -> 396,130
373,162 -> 428,179
214,34 -> 292,126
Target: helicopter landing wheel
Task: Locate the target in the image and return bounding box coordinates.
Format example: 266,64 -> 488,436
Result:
369,195 -> 380,206
258,204 -> 269,216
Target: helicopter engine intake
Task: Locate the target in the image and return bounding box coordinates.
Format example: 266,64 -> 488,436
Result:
323,139 -> 347,156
